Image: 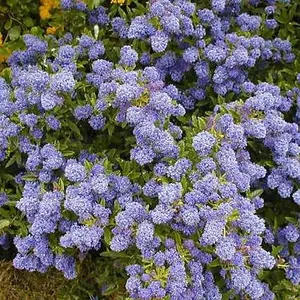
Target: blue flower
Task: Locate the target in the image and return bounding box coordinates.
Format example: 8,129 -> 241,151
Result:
119,46 -> 138,67
65,161 -> 86,182
193,131 -> 216,156
150,31 -> 169,53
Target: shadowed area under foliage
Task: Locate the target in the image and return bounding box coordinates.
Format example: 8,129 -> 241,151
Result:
0,259 -> 126,300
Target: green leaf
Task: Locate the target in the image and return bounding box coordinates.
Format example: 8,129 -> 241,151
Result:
126,6 -> 133,18
180,176 -> 189,192
0,219 -> 10,230
58,178 -> 65,191
248,189 -> 264,199
118,7 -> 127,20
23,17 -> 34,27
104,227 -> 112,245
8,26 -> 21,41
5,154 -> 17,168
1,68 -> 12,82
22,174 -> 37,181
0,47 -> 10,55
222,289 -> 235,300
227,209 -> 240,222
30,26 -> 43,36
272,245 -> 284,257
133,0 -> 148,13
107,124 -> 115,136
88,0 -> 101,9
288,3 -> 297,19
174,231 -> 182,247
4,19 -> 12,30
68,121 -> 83,140
208,258 -> 220,268
284,217 -> 298,225
84,160 -> 93,172
61,150 -> 75,157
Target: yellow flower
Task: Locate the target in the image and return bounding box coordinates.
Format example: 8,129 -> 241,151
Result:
0,33 -> 3,47
46,26 -> 58,35
111,0 -> 126,4
40,6 -> 51,19
39,0 -> 59,20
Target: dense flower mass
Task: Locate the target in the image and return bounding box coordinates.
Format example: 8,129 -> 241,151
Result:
0,0 -> 300,299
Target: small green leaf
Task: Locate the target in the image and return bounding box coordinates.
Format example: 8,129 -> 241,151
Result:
68,121 -> 83,140
208,258 -> 220,268
227,209 -> 240,222
104,227 -> 112,245
61,150 -> 75,157
248,189 -> 264,199
284,217 -> 298,225
222,289 -> 235,300
0,219 -> 10,230
272,245 -> 284,257
118,7 -> 127,20
22,174 -> 37,181
4,19 -> 12,30
5,154 -> 17,168
8,26 -> 21,41
59,178 -> 65,191
23,17 -> 34,27
107,124 -> 115,136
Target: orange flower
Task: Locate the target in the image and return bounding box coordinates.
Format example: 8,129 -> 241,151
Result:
39,0 -> 59,20
39,6 -> 52,19
46,26 -> 59,35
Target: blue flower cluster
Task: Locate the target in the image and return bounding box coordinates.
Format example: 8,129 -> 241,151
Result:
0,0 -> 299,299
113,111 -> 279,298
12,150 -> 140,278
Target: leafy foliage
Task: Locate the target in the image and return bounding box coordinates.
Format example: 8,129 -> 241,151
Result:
1,0 -> 300,299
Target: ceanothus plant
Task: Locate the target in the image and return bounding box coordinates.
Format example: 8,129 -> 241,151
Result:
0,0 -> 299,299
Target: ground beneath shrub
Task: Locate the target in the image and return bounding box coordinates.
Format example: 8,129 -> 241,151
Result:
0,259 -> 126,300
0,260 -> 72,300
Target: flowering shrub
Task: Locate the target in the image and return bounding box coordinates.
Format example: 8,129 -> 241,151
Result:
1,0 -> 300,299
